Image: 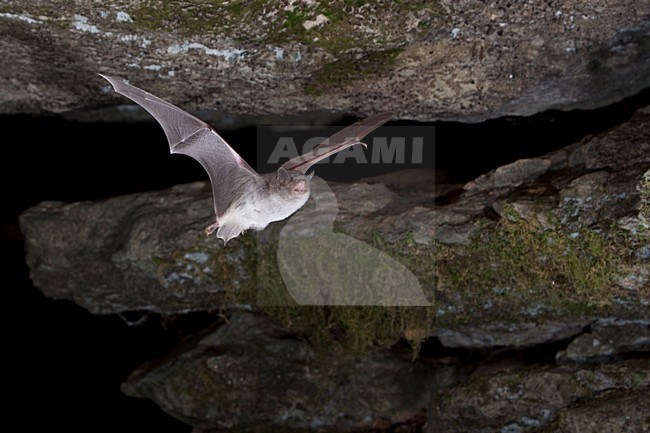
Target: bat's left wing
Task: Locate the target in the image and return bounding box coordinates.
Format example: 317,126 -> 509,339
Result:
100,74 -> 260,219
282,111 -> 394,174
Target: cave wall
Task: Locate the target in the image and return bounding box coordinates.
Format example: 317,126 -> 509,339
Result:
1,0 -> 648,123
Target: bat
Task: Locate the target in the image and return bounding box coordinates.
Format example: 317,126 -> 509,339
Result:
99,74 -> 394,244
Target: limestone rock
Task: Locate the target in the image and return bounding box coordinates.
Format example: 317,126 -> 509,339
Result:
19,182 -> 252,314
429,359 -> 650,433
16,111 -> 650,432
20,112 -> 650,316
556,318 -> 650,363
122,311 -> 436,432
1,1 -> 648,122
547,389 -> 649,433
434,320 -> 590,349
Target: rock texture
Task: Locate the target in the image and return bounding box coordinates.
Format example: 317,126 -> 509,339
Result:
433,320 -> 590,349
123,311 -> 435,432
20,182 -> 244,314
119,312 -> 649,432
546,390 -> 649,433
21,112 -> 649,315
1,0 -> 648,122
9,2 -> 650,431
556,318 -> 650,363
429,359 -> 650,433
19,107 -> 649,431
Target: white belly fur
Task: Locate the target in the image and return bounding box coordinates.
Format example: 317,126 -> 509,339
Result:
220,190 -> 310,233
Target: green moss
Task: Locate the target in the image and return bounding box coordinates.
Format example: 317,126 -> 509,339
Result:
130,1 -> 421,54
261,304 -> 435,356
129,0 -> 442,44
437,222 -> 619,321
128,1 -> 437,93
131,0 -> 275,37
238,206 -> 628,355
283,8 -> 308,34
305,47 -> 403,95
130,0 -> 174,31
151,255 -> 174,266
161,197 -> 628,356
131,0 -> 243,35
629,372 -> 648,388
377,208 -> 628,322
250,226 -> 286,304
343,0 -> 367,7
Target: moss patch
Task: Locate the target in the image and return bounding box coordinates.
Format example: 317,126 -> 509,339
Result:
432,220 -> 622,323
305,47 -> 403,95
263,304 -> 435,356
131,0 -> 235,35
243,207 -> 632,356
129,1 -> 438,93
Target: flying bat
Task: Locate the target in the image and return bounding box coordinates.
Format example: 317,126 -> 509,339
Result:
99,74 -> 394,244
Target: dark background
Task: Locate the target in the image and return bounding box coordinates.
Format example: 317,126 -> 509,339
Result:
255,124 -> 438,179
2,89 -> 648,432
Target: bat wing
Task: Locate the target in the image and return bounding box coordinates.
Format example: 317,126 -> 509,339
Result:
281,111 -> 394,174
100,74 -> 260,218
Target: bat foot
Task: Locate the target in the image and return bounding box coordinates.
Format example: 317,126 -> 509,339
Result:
205,221 -> 220,236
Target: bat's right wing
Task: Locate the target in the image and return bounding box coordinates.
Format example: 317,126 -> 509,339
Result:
100,75 -> 260,218
282,111 -> 394,173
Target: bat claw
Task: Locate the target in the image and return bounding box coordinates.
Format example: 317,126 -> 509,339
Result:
205,222 -> 220,236
359,141 -> 368,149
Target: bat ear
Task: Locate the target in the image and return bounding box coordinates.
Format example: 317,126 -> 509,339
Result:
277,167 -> 291,186
306,171 -> 314,182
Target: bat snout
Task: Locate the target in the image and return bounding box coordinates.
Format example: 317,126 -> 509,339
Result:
292,183 -> 308,194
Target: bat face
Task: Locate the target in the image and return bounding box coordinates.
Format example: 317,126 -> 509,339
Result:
275,168 -> 313,202
252,168 -> 312,230
99,74 -> 393,244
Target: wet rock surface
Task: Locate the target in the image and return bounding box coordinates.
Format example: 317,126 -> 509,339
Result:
1,1 -> 648,123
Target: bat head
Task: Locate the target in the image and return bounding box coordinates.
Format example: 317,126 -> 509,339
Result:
276,167 -> 313,201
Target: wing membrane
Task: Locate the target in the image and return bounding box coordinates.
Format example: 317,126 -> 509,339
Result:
100,74 -> 259,217
282,112 -> 394,173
